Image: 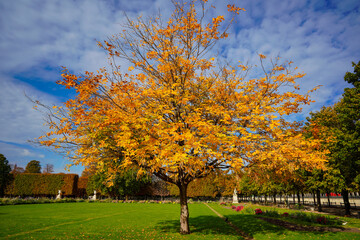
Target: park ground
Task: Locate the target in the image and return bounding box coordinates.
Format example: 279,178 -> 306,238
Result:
0,202 -> 360,239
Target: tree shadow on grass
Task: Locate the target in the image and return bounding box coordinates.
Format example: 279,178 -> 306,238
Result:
156,213 -> 347,239
156,215 -> 239,237
224,213 -> 348,238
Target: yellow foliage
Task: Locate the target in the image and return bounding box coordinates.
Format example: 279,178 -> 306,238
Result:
37,0 -> 325,189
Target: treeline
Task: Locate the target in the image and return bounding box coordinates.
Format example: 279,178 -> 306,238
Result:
237,61 -> 360,215
2,172 -> 237,199
0,153 -> 237,199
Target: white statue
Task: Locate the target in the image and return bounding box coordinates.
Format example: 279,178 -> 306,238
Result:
56,190 -> 61,199
93,190 -> 97,200
233,188 -> 239,203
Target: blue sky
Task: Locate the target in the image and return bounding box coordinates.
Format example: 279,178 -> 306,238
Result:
0,0 -> 359,175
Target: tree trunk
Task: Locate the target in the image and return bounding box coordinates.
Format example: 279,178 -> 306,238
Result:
297,192 -> 301,204
273,194 -> 276,204
312,191 -> 316,206
179,183 -> 190,234
341,189 -> 351,216
327,192 -> 331,206
316,190 -> 322,212
302,192 -> 304,205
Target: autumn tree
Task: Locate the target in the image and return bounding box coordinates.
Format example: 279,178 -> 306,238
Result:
24,160 -> 41,173
34,1 -> 326,234
81,164 -> 97,178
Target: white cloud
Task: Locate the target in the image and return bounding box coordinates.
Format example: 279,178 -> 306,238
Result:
0,0 -> 174,76
19,149 -> 44,158
218,0 -> 360,115
0,74 -> 58,144
0,142 -> 45,165
0,141 -> 84,174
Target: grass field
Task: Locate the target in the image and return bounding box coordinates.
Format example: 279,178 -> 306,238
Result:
0,202 -> 360,239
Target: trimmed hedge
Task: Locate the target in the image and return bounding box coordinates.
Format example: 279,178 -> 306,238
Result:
61,174 -> 78,195
77,177 -> 88,197
5,173 -> 78,197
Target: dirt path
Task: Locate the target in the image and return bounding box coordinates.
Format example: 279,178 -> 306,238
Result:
204,203 -> 253,240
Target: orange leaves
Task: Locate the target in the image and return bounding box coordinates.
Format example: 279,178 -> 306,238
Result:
34,0 -> 325,194
227,4 -> 246,14
258,53 -> 267,59
146,51 -> 158,59
58,69 -> 81,89
212,16 -> 224,25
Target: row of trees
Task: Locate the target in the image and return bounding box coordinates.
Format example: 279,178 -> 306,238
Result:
237,61 -> 360,215
9,160 -> 54,174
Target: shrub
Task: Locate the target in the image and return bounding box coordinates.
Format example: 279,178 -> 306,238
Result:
255,208 -> 263,215
231,205 -> 236,210
0,197 -> 81,205
236,206 -> 244,212
316,216 -> 327,224
282,212 -> 289,217
242,206 -> 254,215
263,209 -> 280,217
294,203 -> 303,210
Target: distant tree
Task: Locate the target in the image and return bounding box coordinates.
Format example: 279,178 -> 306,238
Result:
24,160 -> 41,173
334,61 -> 360,215
10,164 -> 24,174
344,61 -> 360,85
0,154 -> 12,197
305,61 -> 360,215
87,168 -> 150,200
43,164 -> 54,173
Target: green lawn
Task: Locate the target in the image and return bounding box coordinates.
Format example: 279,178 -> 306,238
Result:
210,203 -> 360,240
0,202 -> 360,239
0,202 -> 237,239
